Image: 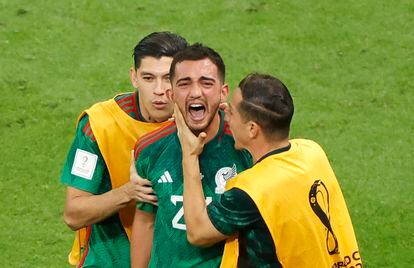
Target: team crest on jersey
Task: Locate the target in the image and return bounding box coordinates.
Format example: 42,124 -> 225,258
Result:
215,164 -> 237,194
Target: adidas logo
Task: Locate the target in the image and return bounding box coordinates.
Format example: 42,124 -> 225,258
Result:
158,171 -> 173,183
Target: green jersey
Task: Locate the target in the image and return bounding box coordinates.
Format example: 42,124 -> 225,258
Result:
61,92 -> 142,267
135,111 -> 252,268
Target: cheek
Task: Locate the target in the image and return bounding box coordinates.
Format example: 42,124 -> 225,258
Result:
172,91 -> 184,103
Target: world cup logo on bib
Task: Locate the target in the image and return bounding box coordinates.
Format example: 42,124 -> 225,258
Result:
215,164 -> 238,194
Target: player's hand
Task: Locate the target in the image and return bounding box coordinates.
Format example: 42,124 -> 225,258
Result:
129,150 -> 158,205
174,103 -> 207,157
219,102 -> 228,111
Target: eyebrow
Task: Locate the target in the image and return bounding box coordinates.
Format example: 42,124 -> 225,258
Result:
140,72 -> 155,76
140,71 -> 169,76
175,77 -> 192,84
200,76 -> 216,82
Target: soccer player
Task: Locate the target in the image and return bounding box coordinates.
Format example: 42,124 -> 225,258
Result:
130,44 -> 253,267
175,73 -> 362,267
60,32 -> 188,267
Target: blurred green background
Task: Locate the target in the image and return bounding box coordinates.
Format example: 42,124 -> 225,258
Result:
0,0 -> 412,266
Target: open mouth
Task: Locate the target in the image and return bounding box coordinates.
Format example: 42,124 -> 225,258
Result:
188,103 -> 206,121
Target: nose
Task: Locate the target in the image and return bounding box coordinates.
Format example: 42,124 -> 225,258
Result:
189,84 -> 202,99
154,78 -> 167,96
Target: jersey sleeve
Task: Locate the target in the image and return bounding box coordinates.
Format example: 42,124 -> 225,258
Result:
60,115 -> 108,194
207,188 -> 261,235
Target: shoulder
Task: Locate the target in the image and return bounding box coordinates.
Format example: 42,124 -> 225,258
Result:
77,114 -> 96,142
114,92 -> 135,109
134,121 -> 177,160
292,139 -> 326,156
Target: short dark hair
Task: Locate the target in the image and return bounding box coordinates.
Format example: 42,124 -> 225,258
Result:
169,43 -> 225,82
133,32 -> 188,69
237,73 -> 294,139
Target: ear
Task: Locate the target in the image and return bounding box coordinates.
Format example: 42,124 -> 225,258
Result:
129,67 -> 139,88
248,121 -> 260,139
220,84 -> 229,102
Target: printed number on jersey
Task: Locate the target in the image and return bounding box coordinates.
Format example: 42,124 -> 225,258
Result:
171,195 -> 212,230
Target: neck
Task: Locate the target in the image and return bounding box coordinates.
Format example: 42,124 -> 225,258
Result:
249,137 -> 290,164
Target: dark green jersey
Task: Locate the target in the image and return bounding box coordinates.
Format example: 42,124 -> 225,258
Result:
134,111 -> 252,268
208,189 -> 279,268
61,92 -> 140,267
207,145 -> 292,267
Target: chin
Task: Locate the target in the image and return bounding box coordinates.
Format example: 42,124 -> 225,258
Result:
152,112 -> 172,123
188,124 -> 207,133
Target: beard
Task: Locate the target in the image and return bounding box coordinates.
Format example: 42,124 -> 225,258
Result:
186,101 -> 221,136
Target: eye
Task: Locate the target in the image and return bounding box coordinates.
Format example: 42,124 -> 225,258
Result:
142,76 -> 154,82
202,81 -> 214,88
177,81 -> 189,87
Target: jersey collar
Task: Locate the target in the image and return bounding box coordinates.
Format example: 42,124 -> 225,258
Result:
256,143 -> 291,164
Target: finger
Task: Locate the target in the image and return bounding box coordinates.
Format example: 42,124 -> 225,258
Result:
132,175 -> 152,186
137,185 -> 155,194
174,103 -> 185,128
139,193 -> 158,203
131,173 -> 151,186
166,88 -> 173,101
173,104 -> 180,127
199,132 -> 207,140
130,150 -> 138,174
219,102 -> 228,110
198,132 -> 208,146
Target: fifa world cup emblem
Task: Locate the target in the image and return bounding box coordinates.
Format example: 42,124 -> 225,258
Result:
309,179 -> 339,255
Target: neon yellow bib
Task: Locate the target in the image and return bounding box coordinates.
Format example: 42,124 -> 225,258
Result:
68,94 -> 168,265
221,139 -> 362,268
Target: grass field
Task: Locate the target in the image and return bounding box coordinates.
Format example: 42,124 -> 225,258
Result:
0,0 -> 413,267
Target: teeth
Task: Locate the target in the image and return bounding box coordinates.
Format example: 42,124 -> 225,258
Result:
190,104 -> 204,108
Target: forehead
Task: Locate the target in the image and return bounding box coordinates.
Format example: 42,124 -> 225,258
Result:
138,56 -> 173,74
174,58 -> 219,80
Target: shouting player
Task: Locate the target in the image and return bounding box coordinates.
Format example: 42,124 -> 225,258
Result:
130,43 -> 252,267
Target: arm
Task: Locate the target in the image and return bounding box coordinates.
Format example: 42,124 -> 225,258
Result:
62,116 -> 156,230
174,104 -> 228,246
63,182 -> 140,230
130,208 -> 155,268
63,152 -> 157,230
182,156 -> 229,246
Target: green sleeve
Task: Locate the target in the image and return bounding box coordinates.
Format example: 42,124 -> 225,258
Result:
60,115 -> 109,194
137,202 -> 158,214
207,188 -> 261,235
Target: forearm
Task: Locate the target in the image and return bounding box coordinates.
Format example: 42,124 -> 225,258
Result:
64,185 -> 132,230
182,156 -> 222,246
131,209 -> 154,268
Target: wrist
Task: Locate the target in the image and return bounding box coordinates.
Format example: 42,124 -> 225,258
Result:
182,155 -> 199,164
114,183 -> 133,204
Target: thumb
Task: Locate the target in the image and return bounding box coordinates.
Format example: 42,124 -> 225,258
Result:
130,150 -> 138,174
198,132 -> 207,144
219,102 -> 228,111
